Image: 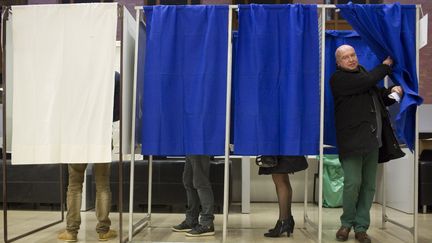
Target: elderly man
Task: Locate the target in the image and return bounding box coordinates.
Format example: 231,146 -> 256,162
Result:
330,45 -> 405,243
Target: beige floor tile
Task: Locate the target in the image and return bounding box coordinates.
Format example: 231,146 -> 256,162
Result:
0,203 -> 431,243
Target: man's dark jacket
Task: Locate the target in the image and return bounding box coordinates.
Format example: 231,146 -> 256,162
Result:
330,64 -> 405,163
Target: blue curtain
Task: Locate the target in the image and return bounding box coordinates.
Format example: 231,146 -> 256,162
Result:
338,3 -> 423,150
234,4 -> 320,155
141,6 -> 228,155
325,30 -> 380,154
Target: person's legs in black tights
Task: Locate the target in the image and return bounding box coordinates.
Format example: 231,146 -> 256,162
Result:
272,173 -> 292,220
264,173 -> 295,237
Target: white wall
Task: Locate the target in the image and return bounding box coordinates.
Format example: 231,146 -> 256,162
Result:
375,148 -> 415,213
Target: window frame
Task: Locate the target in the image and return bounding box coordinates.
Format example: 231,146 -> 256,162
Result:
325,0 -> 383,30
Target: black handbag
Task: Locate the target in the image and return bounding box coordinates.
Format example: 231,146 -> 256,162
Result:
255,156 -> 278,168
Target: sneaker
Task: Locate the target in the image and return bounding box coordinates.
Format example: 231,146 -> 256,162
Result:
57,230 -> 77,242
98,229 -> 117,241
172,220 -> 197,232
185,224 -> 215,237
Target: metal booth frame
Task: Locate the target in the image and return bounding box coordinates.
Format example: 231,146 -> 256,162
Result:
1,3 -> 125,243
126,4 -> 422,243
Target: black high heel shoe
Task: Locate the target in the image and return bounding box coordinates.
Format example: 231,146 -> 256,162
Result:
267,216 -> 295,233
264,216 -> 295,237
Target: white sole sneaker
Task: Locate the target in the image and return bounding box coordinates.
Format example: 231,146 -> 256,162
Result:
172,227 -> 192,232
185,231 -> 215,237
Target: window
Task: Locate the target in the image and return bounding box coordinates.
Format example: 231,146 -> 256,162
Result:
61,0 -> 114,3
144,0 -> 293,5
330,0 -> 382,3
234,0 -> 293,4
325,0 -> 383,30
145,0 -> 200,5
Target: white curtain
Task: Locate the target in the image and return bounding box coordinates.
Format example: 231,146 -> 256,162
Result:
11,3 -> 118,164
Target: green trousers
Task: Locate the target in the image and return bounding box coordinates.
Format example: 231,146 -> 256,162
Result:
340,149 -> 378,233
66,163 -> 112,235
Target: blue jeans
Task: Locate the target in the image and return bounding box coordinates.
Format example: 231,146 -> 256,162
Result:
183,155 -> 215,227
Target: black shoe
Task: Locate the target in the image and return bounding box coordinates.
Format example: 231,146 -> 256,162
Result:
185,224 -> 215,237
264,216 -> 295,237
267,215 -> 294,233
172,221 -> 197,232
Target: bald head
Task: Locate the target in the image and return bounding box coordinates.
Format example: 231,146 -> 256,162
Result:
335,45 -> 359,71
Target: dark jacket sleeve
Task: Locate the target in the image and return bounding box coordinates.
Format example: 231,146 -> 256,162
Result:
331,64 -> 392,96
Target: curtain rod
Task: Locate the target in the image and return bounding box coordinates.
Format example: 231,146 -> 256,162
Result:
135,4 -> 421,10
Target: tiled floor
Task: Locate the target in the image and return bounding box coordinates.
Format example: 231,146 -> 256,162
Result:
1,203 -> 431,243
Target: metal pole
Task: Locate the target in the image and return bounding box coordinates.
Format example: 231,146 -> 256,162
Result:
222,6 -> 234,243
148,155 -> 153,225
59,164 -> 65,221
382,162 -> 387,229
127,7 -> 141,242
2,6 -> 9,243
118,4 -> 124,243
414,6 -> 420,243
382,76 -> 389,229
318,6 -> 326,243
303,165 -> 308,228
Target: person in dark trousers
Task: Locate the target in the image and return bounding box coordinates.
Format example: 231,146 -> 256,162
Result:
172,155 -> 215,237
330,45 -> 405,243
257,155 -> 308,238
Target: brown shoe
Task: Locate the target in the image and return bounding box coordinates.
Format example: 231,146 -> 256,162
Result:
336,226 -> 351,241
98,229 -> 117,241
355,231 -> 372,243
57,230 -> 77,242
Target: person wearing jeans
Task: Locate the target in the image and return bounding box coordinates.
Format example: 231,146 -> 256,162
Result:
172,155 -> 215,237
58,164 -> 117,242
